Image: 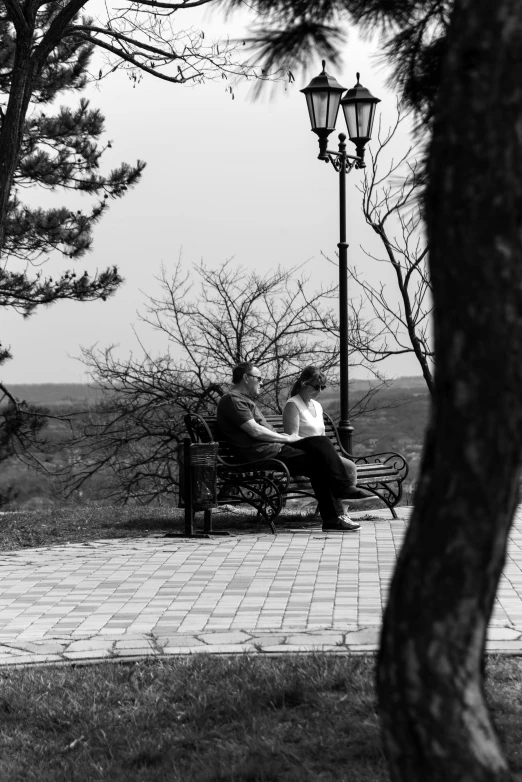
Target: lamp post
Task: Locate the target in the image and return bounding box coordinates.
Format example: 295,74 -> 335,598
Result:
301,61 -> 380,454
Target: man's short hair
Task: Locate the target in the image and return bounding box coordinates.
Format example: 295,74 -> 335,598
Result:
232,362 -> 255,384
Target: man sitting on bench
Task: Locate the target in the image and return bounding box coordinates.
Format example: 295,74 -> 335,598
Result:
216,362 -> 372,532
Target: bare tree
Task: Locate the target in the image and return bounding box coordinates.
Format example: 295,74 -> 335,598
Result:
356,106 -> 433,393
52,362 -> 189,505
138,258 -> 374,411
324,105 -> 434,394
0,380 -> 80,506
53,257 -> 383,503
0,382 -> 49,460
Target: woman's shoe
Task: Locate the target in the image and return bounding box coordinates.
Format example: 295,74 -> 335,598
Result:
322,515 -> 361,532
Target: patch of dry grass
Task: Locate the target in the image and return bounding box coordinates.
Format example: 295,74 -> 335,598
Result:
0,655 -> 386,782
485,656 -> 522,778
0,505 -> 323,552
1,654 -> 522,781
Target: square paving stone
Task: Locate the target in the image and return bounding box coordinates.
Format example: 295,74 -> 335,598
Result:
197,631 -> 253,645
62,649 -> 114,660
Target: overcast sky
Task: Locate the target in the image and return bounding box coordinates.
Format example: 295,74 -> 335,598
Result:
1,3 -> 424,385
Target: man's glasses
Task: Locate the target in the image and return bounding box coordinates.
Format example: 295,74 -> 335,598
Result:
246,373 -> 263,385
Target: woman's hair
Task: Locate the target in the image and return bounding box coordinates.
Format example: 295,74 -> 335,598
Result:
290,366 -> 327,398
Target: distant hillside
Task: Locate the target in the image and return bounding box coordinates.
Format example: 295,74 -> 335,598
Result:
0,376 -> 430,510
1,383 -> 101,406
349,376 -> 428,391
2,376 -> 428,406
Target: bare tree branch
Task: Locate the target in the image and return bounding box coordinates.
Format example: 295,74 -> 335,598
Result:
344,102 -> 434,394
48,256 -> 382,503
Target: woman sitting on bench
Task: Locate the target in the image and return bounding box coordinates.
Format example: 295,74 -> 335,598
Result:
282,365 -> 359,491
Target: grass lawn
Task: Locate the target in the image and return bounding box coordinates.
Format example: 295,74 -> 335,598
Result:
0,504 -> 387,551
1,654 -> 522,781
0,504 -> 302,551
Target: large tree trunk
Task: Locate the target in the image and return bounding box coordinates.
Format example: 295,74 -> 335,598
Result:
377,0 -> 522,780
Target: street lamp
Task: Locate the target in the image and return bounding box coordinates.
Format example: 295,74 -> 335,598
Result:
301,61 -> 380,454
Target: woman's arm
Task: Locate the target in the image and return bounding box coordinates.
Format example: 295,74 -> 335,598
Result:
314,401 -> 326,436
282,401 -> 300,436
241,419 -> 300,443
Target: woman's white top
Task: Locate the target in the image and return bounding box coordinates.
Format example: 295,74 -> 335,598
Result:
283,394 -> 326,437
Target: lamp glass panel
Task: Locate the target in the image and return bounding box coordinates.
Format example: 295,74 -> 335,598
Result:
343,101 -> 375,140
305,93 -> 316,129
356,103 -> 373,138
365,104 -> 377,138
311,91 -> 330,129
342,102 -> 357,139
326,92 -> 341,129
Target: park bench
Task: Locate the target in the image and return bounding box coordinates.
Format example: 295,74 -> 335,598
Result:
182,410 -> 409,534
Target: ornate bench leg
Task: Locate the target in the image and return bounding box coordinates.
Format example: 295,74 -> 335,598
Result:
203,509 -> 213,533
377,495 -> 398,519
184,503 -> 195,535
253,509 -> 277,535
361,482 -> 402,520
184,440 -> 195,536
221,476 -> 283,534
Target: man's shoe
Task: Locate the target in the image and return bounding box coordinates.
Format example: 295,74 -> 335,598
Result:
322,515 -> 360,532
340,486 -> 375,500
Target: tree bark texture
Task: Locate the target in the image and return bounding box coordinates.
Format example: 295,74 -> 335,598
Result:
0,28 -> 38,256
378,1 -> 522,780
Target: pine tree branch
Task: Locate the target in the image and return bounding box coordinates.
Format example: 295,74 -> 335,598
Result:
35,0 -> 89,62
0,381 -> 18,408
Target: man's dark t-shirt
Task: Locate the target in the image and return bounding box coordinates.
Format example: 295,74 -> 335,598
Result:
217,390 -> 281,462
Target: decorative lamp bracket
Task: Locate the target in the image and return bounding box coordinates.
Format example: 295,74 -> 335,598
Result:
321,148 -> 365,173
325,152 -> 359,173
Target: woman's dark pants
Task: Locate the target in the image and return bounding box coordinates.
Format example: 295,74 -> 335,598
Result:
277,436 -> 354,523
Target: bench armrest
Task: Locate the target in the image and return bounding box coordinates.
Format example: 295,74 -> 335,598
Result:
185,412 -> 213,443
355,450 -> 409,479
321,411 -> 356,459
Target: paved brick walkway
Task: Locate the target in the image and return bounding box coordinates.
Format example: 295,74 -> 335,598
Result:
1,507 -> 522,666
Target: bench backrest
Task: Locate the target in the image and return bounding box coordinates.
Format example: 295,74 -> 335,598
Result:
185,410 -> 347,464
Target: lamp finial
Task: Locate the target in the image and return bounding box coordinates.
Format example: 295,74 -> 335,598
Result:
321,60 -> 326,72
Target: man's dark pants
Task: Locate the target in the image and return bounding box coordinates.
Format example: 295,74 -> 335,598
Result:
277,436 -> 354,523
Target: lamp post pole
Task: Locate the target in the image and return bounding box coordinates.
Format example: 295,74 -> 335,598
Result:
300,63 -> 380,457
337,133 -> 354,454
316,132 -> 363,454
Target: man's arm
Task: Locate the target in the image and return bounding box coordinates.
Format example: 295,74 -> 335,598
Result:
241,419 -> 301,443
